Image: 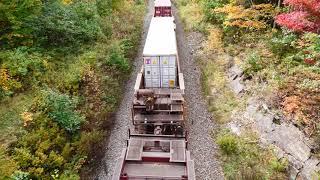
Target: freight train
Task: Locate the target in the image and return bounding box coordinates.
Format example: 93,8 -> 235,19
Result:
112,1 -> 196,179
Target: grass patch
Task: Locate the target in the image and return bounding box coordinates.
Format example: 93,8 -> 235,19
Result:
0,93 -> 34,147
175,0 -> 205,32
216,130 -> 288,180
200,53 -> 240,124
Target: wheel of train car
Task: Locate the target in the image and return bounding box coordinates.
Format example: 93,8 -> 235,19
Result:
146,124 -> 154,134
175,125 -> 184,136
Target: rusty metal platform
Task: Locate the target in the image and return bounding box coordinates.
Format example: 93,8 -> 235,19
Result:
126,139 -> 143,161
123,162 -> 186,178
170,140 -> 186,162
134,114 -> 184,123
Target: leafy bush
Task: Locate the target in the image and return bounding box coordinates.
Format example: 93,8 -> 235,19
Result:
13,114 -> 84,179
11,171 -> 30,180
275,0 -> 320,33
36,89 -> 84,133
0,47 -> 48,95
217,132 -> 238,155
0,0 -> 42,48
269,33 -> 297,57
202,0 -> 228,24
106,44 -> 130,72
215,4 -> 277,30
243,53 -> 265,76
0,146 -> 18,179
31,1 -> 102,49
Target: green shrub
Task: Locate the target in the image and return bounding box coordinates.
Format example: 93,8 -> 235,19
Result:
76,131 -> 104,156
269,33 -> 297,57
244,53 -> 265,76
37,89 -> 84,133
0,47 -> 48,94
106,44 -> 130,72
58,171 -> 80,180
202,0 -> 228,24
11,171 -> 30,180
13,114 -> 84,179
217,132 -> 238,155
0,146 -> 18,179
0,0 -> 42,48
270,157 -> 288,172
31,1 -> 102,49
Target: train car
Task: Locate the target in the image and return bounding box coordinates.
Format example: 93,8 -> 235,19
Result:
112,6 -> 196,180
132,17 -> 184,136
112,132 -> 195,180
154,0 -> 172,17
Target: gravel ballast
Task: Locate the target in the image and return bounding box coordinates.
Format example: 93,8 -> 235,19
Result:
96,1 -> 224,179
96,1 -> 154,179
173,6 -> 224,180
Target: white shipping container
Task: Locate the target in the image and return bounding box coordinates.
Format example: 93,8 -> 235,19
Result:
143,17 -> 177,88
161,76 -> 176,88
160,56 -> 176,88
144,56 -> 161,88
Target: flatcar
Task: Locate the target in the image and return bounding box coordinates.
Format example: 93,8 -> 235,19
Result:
112,132 -> 195,179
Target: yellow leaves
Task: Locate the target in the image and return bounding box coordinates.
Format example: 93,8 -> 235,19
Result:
215,5 -> 246,19
215,4 -> 277,30
61,0 -> 72,5
204,27 -> 224,53
21,111 -> 33,127
0,68 -> 10,91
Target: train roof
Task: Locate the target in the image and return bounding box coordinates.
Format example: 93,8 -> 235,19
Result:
154,0 -> 172,7
143,17 -> 177,56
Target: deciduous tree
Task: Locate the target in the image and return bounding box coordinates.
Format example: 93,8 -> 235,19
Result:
275,0 -> 320,33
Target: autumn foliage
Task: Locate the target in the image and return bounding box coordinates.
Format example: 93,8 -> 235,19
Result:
276,0 -> 320,33
215,4 -> 276,30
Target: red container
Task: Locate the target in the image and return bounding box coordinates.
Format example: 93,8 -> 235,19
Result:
154,0 -> 172,17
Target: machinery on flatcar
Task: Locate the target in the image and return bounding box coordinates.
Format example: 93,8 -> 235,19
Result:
112,1 -> 196,179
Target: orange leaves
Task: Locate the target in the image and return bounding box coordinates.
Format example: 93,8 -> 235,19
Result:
20,112 -> 33,127
279,72 -> 320,135
215,4 -> 277,30
225,20 -> 266,29
281,95 -> 302,117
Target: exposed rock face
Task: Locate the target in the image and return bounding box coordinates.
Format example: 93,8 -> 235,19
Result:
228,65 -> 245,95
226,63 -> 320,179
298,157 -> 320,180
245,99 -> 319,180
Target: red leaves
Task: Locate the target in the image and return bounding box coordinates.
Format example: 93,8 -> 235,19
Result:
304,58 -> 316,65
283,0 -> 320,15
276,0 -> 320,33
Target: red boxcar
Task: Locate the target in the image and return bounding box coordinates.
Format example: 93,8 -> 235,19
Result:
154,0 -> 172,17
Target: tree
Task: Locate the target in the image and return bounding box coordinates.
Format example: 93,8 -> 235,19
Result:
0,0 -> 42,48
275,0 -> 320,33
